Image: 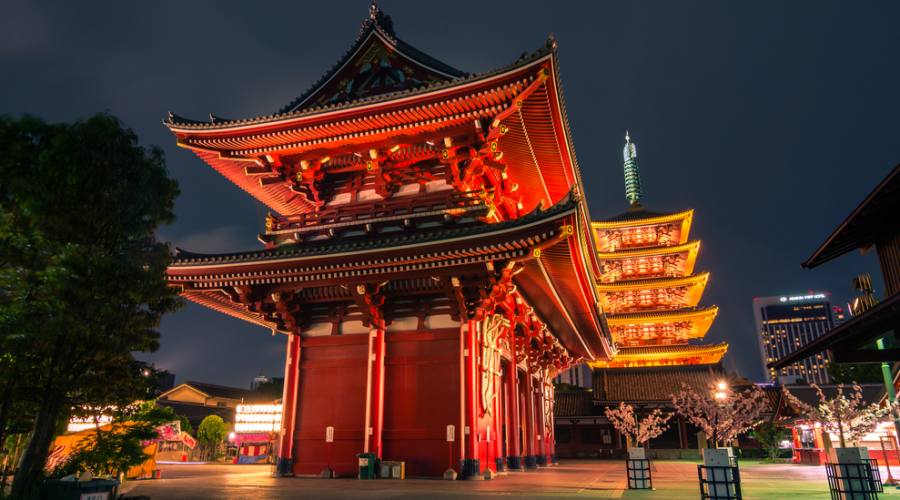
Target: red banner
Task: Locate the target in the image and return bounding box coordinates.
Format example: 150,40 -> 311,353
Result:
181,432 -> 197,449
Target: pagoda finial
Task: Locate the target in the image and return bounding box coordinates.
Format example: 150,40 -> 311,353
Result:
622,131 -> 643,206
369,0 -> 379,20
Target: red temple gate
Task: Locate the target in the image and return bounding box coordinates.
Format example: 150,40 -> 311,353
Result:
164,4 -> 612,479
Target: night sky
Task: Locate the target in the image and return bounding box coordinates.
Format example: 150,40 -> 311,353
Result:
3,2 -> 898,387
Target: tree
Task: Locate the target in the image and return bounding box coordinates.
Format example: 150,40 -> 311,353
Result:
174,413 -> 193,437
197,415 -> 227,461
750,421 -> 788,460
671,383 -> 767,447
0,114 -> 181,498
782,383 -> 891,448
604,402 -> 671,448
828,363 -> 883,384
253,378 -> 284,401
53,403 -> 171,479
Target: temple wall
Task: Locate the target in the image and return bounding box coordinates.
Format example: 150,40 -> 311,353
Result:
286,319 -> 541,477
292,335 -> 368,476
383,329 -> 460,476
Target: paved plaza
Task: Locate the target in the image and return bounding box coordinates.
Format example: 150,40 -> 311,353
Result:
121,460 -> 900,499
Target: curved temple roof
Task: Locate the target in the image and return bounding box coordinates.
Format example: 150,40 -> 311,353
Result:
593,208 -> 693,230
597,272 -> 711,312
169,195 -> 612,360
162,5 -> 611,361
589,342 -> 728,368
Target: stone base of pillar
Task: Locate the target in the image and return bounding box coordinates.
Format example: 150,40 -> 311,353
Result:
460,459 -> 483,480
495,457 -> 505,472
551,455 -> 558,465
524,455 -> 538,470
275,458 -> 294,477
506,455 -> 523,470
536,454 -> 548,466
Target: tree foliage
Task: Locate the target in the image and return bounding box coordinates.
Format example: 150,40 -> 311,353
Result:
782,383 -> 891,448
671,383 -> 767,446
750,421 -> 788,460
197,415 -> 226,461
0,114 -> 181,498
828,363 -> 884,384
54,403 -> 171,479
253,377 -> 284,401
604,402 -> 671,447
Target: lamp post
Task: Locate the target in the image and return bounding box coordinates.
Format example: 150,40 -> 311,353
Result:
712,381 -> 728,448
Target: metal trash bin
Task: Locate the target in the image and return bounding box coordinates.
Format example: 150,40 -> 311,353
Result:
357,452 -> 379,479
42,478 -> 120,500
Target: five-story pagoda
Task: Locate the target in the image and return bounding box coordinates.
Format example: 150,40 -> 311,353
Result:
590,134 -> 727,368
164,4 -> 612,479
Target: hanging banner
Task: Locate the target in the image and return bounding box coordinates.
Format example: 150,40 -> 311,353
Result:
181,432 -> 197,449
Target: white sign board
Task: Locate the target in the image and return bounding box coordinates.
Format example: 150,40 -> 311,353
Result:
326,426 -> 334,443
446,425 -> 455,442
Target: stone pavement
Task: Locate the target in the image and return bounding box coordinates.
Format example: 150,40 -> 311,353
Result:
121,460 -> 900,499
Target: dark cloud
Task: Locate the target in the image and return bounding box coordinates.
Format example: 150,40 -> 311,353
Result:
2,1 -> 897,386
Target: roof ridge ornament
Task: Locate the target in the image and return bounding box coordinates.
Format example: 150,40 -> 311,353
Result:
360,0 -> 396,40
546,33 -> 558,50
622,131 -> 643,207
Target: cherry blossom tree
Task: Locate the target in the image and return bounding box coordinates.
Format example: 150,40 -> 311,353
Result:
604,402 -> 672,447
782,383 -> 892,448
671,383 -> 767,447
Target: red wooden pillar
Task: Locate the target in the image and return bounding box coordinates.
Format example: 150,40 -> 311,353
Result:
493,368 -> 503,472
505,361 -> 522,470
277,332 -> 301,476
535,385 -> 548,466
461,319 -> 480,478
523,372 -> 538,469
545,388 -> 556,465
365,320 -> 387,458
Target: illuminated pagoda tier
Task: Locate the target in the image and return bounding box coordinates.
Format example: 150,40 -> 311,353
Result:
590,134 -> 726,368
164,4 -> 612,479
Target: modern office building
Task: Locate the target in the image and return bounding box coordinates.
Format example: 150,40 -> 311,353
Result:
753,293 -> 836,384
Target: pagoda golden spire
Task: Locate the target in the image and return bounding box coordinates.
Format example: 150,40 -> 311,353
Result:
623,132 -> 643,206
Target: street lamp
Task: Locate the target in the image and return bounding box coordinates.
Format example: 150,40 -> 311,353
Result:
712,381 -> 729,447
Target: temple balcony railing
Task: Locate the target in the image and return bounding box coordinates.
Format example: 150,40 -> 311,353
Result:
260,190 -> 489,244
606,303 -> 692,315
